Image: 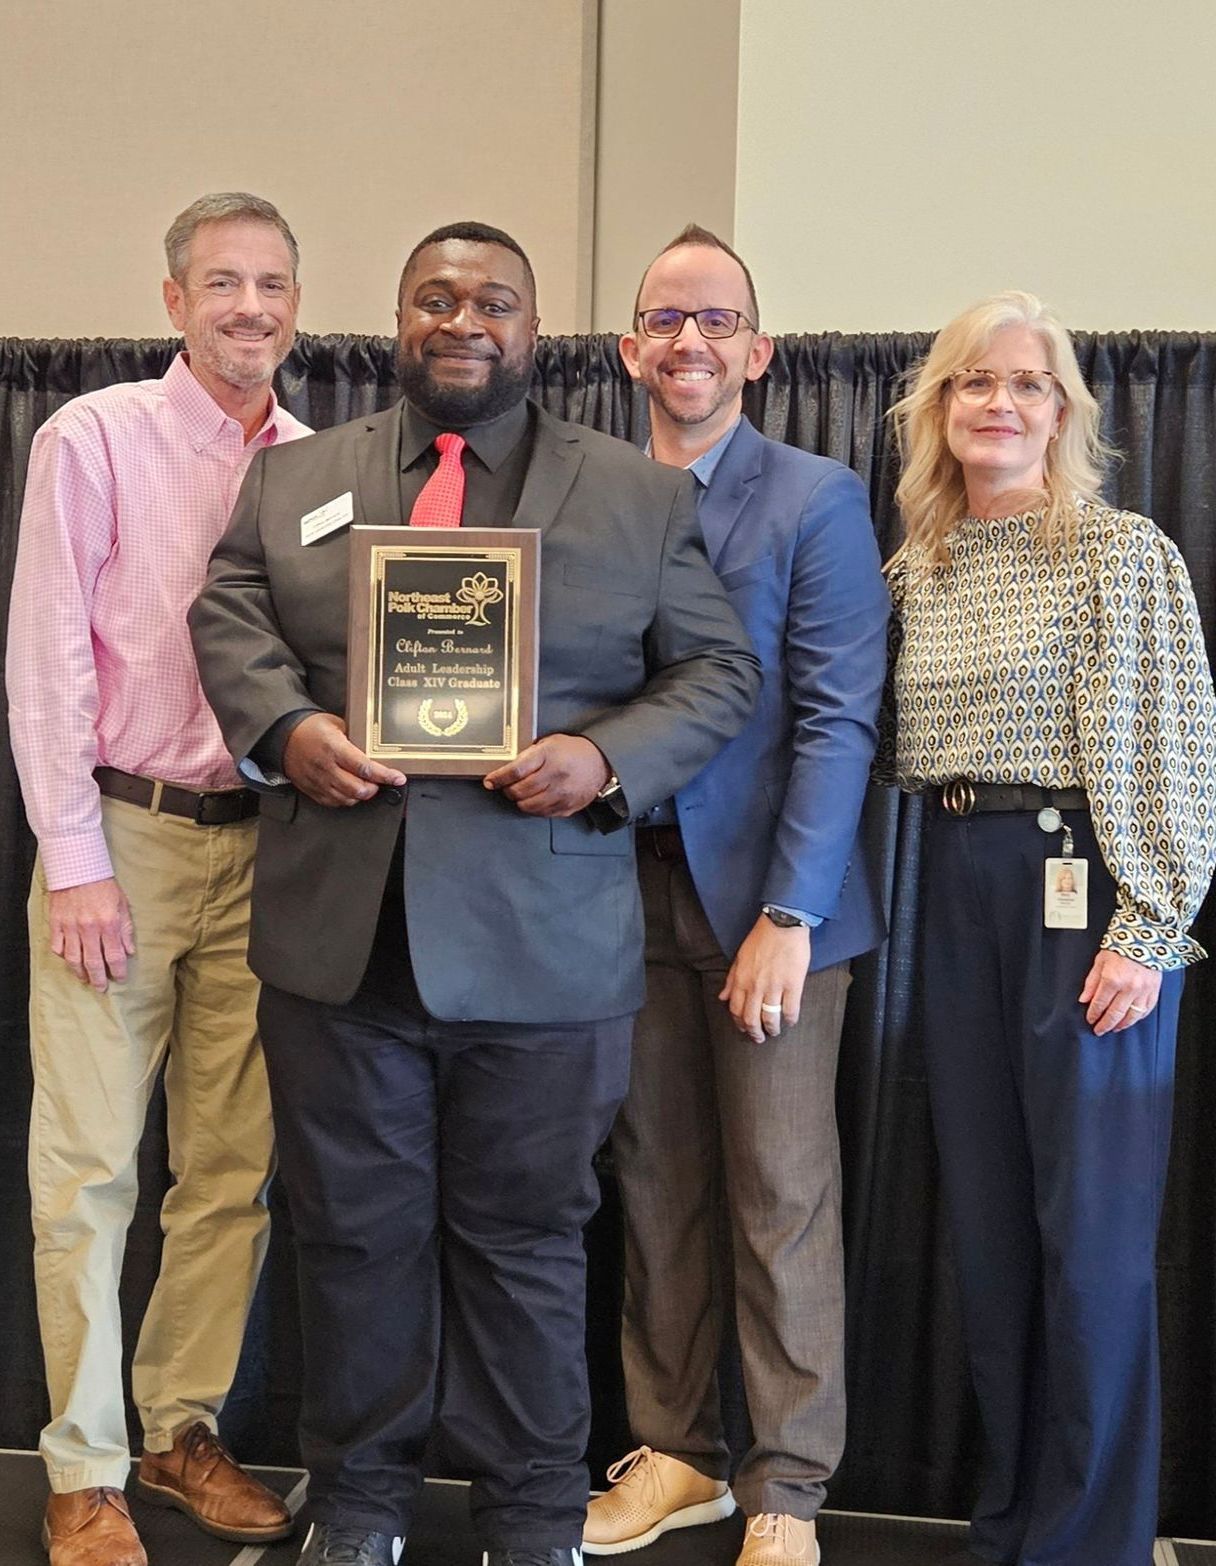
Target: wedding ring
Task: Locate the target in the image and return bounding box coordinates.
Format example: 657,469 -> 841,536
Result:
1128,1003 -> 1148,1013
760,1003 -> 782,1014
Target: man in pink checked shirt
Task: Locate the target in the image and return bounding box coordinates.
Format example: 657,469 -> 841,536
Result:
6,192 -> 310,1566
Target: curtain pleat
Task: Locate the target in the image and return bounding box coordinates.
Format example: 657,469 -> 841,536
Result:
1,331 -> 1213,1531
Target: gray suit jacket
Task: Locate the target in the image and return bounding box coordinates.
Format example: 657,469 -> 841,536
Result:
189,400 -> 760,1020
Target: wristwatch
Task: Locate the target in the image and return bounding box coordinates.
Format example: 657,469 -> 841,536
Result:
588,772 -> 630,828
761,904 -> 810,929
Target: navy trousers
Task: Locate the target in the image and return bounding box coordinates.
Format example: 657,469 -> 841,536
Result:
259,856 -> 632,1548
922,804 -> 1181,1566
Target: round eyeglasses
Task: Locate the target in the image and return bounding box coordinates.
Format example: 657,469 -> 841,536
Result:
637,308 -> 758,340
947,369 -> 1059,406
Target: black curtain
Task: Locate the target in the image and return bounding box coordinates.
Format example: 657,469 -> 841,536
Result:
2,332 -> 1214,1533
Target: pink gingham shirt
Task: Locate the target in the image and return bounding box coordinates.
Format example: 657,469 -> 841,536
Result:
6,353 -> 312,890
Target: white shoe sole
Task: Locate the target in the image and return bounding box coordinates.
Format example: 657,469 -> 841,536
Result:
583,1492 -> 737,1555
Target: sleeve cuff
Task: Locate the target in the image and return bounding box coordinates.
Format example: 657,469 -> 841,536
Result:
1100,911 -> 1207,970
244,707 -> 320,787
764,902 -> 824,929
39,834 -> 115,892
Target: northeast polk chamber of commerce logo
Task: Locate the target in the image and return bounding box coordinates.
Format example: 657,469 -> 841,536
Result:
457,571 -> 505,627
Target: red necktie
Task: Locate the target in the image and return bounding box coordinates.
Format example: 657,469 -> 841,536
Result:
409,432 -> 467,528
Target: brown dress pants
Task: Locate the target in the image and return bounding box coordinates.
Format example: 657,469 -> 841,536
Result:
613,851 -> 849,1521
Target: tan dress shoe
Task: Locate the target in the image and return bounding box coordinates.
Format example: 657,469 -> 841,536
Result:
136,1421 -> 293,1543
42,1488 -> 147,1566
583,1445 -> 735,1554
737,1513 -> 820,1566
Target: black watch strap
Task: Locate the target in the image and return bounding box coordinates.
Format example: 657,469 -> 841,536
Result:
585,772 -> 630,834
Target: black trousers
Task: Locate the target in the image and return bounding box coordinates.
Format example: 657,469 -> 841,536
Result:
259,861 -> 632,1548
923,805 -> 1182,1566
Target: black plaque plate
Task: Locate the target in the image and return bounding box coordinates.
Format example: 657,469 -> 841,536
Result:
347,527 -> 539,775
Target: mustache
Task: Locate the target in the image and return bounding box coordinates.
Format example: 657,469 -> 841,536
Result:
426,346 -> 496,360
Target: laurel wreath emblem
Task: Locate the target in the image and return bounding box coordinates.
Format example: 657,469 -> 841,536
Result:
417,697 -> 470,737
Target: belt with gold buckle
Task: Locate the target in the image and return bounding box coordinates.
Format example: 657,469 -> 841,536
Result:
936,781 -> 1088,818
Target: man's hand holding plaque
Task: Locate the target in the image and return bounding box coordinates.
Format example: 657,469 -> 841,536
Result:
484,734 -> 610,817
284,712 -> 407,807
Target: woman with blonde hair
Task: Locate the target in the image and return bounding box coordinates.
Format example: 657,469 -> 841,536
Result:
885,291 -> 1215,1566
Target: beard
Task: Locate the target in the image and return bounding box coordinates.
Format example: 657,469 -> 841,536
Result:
644,362 -> 742,429
397,347 -> 534,427
652,384 -> 733,425
186,315 -> 291,392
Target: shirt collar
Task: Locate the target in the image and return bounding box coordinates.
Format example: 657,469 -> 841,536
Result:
399,397 -> 530,473
644,415 -> 742,488
165,351 -> 294,451
687,417 -> 742,488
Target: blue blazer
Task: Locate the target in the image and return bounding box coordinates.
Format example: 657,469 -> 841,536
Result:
675,417 -> 890,971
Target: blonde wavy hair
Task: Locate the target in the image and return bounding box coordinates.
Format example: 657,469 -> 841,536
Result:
887,291 -> 1112,570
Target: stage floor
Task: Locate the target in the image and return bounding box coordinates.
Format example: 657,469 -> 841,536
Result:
2,1453 -> 1211,1565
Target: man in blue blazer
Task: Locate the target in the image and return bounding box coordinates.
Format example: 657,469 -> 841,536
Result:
584,227 -> 889,1566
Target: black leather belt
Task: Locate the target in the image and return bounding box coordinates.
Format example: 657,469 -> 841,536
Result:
94,765 -> 259,825
637,824 -> 685,861
934,781 -> 1088,818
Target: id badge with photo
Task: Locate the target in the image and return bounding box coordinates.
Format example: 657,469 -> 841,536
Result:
1044,857 -> 1088,928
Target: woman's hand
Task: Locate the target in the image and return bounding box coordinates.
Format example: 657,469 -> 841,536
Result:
1078,950 -> 1162,1035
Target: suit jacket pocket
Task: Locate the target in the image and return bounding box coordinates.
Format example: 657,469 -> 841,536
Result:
719,554 -> 776,593
258,788 -> 299,823
550,815 -> 632,855
563,563 -> 646,598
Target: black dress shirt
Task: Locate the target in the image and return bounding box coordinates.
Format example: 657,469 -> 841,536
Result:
397,399 -> 532,527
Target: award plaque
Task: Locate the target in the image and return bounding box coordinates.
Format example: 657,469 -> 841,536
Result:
347,526 -> 539,775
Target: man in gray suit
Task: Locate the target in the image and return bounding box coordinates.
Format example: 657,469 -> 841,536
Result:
189,221 -> 760,1566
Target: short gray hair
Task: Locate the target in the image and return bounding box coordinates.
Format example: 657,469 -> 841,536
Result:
164,192 -> 299,281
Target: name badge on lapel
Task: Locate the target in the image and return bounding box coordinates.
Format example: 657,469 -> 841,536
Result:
301,491 -> 354,545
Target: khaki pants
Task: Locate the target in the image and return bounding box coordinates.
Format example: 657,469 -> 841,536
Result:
27,796 -> 273,1491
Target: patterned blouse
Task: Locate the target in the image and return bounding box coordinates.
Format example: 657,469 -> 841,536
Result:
885,501 -> 1216,969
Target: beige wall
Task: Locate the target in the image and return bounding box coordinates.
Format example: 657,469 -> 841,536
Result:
591,0 -> 740,332
1,0 -> 597,338
5,0 -> 1213,340
735,0 -> 1216,332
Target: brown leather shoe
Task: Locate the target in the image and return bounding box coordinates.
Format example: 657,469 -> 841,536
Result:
136,1421 -> 293,1543
42,1488 -> 147,1566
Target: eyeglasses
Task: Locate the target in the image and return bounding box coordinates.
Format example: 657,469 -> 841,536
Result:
947,369 -> 1059,406
636,307 -> 758,340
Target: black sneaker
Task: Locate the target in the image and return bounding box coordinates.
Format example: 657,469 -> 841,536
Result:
482,1552 -> 584,1566
298,1522 -> 401,1565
